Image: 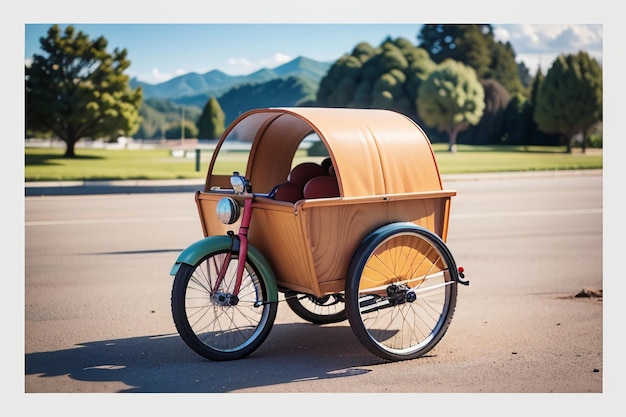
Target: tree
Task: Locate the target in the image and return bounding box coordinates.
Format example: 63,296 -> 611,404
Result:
405,47 -> 437,102
533,51 -> 602,153
501,93 -> 532,146
417,24 -> 526,98
460,79 -> 511,145
417,60 -> 485,152
526,68 -> 559,146
369,41 -> 410,114
197,97 -> 225,139
488,41 -> 526,96
26,25 -> 142,157
317,35 -> 437,122
316,53 -> 363,107
418,25 -> 493,77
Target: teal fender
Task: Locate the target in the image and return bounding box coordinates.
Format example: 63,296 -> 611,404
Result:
169,235 -> 278,302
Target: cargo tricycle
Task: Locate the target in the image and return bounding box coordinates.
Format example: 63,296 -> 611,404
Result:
169,107 -> 468,362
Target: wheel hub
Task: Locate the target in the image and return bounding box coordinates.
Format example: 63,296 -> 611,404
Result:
386,284 -> 416,305
212,291 -> 239,306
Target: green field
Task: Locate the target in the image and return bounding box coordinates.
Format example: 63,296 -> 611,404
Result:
25,144 -> 603,182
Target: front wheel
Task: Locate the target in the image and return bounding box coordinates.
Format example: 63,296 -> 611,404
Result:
345,223 -> 458,362
171,249 -> 277,361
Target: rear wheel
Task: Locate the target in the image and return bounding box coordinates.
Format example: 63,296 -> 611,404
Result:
171,249 -> 277,361
345,223 -> 458,361
285,291 -> 347,324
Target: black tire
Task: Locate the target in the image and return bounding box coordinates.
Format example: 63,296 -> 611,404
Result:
345,223 -> 458,362
284,291 -> 347,324
171,249 -> 277,361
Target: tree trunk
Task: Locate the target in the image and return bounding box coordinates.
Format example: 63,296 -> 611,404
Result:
567,135 -> 572,153
448,130 -> 458,153
63,138 -> 77,158
562,134 -> 572,153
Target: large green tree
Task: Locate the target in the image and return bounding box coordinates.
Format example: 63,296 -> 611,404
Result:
418,24 -> 526,97
417,60 -> 485,152
317,53 -> 363,107
418,25 -> 493,76
533,51 -> 603,153
317,36 -> 436,122
526,68 -> 559,146
197,97 -> 226,139
26,25 -> 142,157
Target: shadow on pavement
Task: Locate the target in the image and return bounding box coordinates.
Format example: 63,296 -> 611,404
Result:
25,322 -> 386,393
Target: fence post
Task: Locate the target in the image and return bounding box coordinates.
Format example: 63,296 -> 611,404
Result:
195,148 -> 201,172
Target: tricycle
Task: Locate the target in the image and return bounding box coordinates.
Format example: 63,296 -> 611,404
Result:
169,107 -> 468,362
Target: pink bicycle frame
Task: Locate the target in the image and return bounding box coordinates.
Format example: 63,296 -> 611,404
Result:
211,194 -> 254,298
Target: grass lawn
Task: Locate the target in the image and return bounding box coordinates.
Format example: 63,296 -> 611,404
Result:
25,144 -> 603,182
432,144 -> 602,174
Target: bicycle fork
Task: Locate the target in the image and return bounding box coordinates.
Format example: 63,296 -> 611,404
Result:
212,197 -> 254,304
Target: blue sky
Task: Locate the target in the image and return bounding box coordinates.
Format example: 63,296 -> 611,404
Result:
24,23 -> 603,85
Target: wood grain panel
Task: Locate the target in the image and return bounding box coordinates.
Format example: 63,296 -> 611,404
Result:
302,197 -> 451,288
248,207 -> 321,295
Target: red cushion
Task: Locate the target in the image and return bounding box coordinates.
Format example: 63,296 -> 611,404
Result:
288,162 -> 327,187
303,176 -> 340,199
272,182 -> 303,203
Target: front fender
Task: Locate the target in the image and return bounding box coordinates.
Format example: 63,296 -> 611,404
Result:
170,235 -> 278,302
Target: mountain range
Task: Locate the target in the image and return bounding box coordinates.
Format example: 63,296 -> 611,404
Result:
130,56 -> 332,132
130,56 -> 331,101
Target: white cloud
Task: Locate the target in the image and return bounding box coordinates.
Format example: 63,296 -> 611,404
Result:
261,52 -> 292,67
135,67 -> 187,84
494,24 -> 603,74
227,52 -> 292,75
495,24 -> 602,54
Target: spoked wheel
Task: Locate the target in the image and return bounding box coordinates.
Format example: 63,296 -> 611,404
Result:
345,223 -> 459,362
284,291 -> 347,324
171,249 -> 277,361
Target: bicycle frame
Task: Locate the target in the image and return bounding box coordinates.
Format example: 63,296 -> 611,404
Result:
216,197 -> 253,298
211,174 -> 257,301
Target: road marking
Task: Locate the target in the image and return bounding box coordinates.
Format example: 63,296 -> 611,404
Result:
25,217 -> 197,226
451,208 -> 602,219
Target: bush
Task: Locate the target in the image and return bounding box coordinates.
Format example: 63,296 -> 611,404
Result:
307,140 -> 330,156
588,132 -> 603,148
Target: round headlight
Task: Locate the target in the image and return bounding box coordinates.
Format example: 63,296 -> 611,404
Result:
216,197 -> 240,224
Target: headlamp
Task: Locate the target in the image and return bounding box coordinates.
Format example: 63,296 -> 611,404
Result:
216,197 -> 240,224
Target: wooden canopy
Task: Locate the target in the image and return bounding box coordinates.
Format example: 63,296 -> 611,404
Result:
206,107 -> 444,198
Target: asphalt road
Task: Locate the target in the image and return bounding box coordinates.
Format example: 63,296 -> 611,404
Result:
20,170 -> 621,415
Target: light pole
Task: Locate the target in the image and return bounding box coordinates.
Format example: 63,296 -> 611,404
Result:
180,106 -> 185,146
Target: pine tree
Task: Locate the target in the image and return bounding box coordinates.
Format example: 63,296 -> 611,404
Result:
533,52 -> 602,152
197,97 -> 226,139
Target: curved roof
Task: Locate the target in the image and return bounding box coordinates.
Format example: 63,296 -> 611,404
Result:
208,107 -> 444,198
